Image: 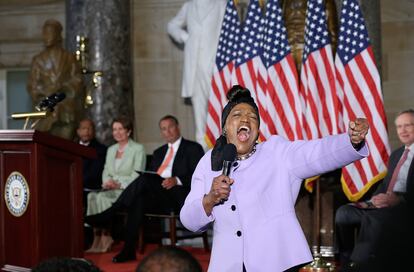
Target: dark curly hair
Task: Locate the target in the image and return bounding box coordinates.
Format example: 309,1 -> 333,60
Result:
136,246 -> 202,272
32,257 -> 101,272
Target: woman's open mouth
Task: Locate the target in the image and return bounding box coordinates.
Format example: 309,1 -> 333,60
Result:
237,125 -> 250,142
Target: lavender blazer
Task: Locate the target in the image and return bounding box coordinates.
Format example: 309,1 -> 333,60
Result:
180,133 -> 368,272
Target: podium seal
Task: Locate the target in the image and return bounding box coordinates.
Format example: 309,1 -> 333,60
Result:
4,171 -> 30,217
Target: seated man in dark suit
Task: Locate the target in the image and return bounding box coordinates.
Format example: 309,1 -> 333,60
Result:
76,118 -> 107,211
85,115 -> 205,263
335,109 -> 414,271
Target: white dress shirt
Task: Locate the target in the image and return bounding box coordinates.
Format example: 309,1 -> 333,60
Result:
393,143 -> 413,193
158,137 -> 183,185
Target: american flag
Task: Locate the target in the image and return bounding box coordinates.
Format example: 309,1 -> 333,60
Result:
261,0 -> 303,141
301,0 -> 343,191
335,0 -> 390,201
205,0 -> 241,147
300,0 -> 343,140
231,0 -> 272,141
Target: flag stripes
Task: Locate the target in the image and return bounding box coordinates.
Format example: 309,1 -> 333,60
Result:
335,0 -> 390,200
203,0 -> 389,201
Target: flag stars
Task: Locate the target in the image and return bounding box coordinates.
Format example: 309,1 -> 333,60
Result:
302,0 -> 331,59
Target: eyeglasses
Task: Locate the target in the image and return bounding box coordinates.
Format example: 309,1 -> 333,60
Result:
396,123 -> 414,130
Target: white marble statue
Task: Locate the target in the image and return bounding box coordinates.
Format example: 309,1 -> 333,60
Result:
167,0 -> 227,150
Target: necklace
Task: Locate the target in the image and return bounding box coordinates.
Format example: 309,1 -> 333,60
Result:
237,143 -> 257,161
118,144 -> 127,153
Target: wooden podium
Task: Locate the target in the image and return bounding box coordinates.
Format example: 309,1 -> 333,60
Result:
0,130 -> 96,271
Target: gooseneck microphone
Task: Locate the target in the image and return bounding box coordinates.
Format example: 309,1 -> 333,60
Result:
35,92 -> 66,112
222,143 -> 237,176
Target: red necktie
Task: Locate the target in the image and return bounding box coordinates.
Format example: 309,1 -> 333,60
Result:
157,146 -> 174,175
387,148 -> 410,192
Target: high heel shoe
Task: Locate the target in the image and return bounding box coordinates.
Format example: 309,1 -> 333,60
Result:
99,235 -> 114,253
85,234 -> 102,253
85,246 -> 102,253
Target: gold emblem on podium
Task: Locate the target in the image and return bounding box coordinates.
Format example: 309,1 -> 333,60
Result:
4,171 -> 30,217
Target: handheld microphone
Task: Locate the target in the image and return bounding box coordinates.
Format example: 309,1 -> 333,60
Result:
35,92 -> 66,112
222,143 -> 237,176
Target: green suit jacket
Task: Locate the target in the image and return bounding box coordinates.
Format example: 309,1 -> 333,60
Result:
102,138 -> 146,189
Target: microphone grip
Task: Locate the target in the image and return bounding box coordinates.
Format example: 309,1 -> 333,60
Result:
222,160 -> 232,177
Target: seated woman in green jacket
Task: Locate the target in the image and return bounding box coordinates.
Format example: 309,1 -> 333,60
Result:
86,116 -> 146,253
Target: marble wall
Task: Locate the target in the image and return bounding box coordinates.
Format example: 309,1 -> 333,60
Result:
66,0 -> 133,145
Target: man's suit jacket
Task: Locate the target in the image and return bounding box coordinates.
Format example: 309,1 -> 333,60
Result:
374,146 -> 414,200
352,146 -> 414,268
150,138 -> 205,204
83,138 -> 107,190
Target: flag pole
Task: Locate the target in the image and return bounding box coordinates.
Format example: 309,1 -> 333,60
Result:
300,178 -> 335,272
315,177 -> 321,255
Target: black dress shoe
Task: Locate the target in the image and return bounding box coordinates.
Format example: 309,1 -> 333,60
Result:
112,250 -> 136,263
340,261 -> 358,272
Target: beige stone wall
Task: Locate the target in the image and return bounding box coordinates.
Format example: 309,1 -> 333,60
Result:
381,0 -> 414,150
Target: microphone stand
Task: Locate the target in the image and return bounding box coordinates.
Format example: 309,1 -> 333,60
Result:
11,111 -> 49,130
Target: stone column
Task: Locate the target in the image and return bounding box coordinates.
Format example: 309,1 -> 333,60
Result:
66,0 -> 133,145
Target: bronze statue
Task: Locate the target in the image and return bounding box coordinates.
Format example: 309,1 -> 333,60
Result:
27,19 -> 84,140
282,0 -> 338,73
